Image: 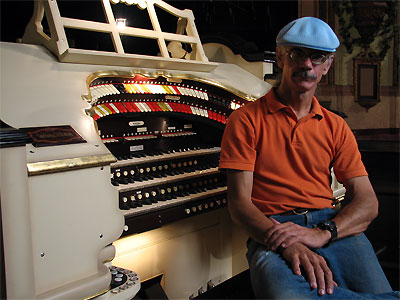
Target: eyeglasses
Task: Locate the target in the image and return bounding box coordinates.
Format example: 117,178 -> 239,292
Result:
286,48 -> 331,65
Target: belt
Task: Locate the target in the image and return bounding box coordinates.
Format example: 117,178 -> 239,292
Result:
279,208 -> 318,216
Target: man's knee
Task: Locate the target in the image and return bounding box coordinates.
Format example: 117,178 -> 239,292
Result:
247,245 -> 313,299
250,269 -> 316,299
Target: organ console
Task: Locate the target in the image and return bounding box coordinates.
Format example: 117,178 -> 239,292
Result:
86,73 -> 253,236
0,0 -> 345,299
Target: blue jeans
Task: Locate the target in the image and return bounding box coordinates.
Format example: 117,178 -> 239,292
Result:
246,208 -> 399,299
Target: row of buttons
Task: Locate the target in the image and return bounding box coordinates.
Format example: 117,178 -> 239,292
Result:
184,197 -> 227,215
90,82 -> 209,102
92,101 -> 228,124
111,154 -> 219,186
119,175 -> 226,210
121,193 -> 228,235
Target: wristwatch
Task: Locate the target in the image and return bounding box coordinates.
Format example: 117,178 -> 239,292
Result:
317,220 -> 338,242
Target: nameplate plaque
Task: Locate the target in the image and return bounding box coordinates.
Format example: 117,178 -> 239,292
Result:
22,125 -> 86,147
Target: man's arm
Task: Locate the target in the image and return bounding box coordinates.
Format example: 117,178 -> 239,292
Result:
265,175 -> 378,250
226,169 -> 273,244
227,169 -> 336,296
333,175 -> 378,238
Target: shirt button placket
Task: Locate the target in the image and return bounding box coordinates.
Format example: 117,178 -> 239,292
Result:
292,122 -> 302,147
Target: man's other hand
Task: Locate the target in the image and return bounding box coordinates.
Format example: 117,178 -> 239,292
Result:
281,243 -> 337,296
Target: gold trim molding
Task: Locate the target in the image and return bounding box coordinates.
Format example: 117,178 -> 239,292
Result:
27,153 -> 116,176
83,286 -> 111,300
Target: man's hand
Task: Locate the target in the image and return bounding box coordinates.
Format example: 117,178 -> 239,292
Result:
265,218 -> 331,250
281,243 -> 337,296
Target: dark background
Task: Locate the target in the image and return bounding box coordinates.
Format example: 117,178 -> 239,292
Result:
0,0 -> 297,57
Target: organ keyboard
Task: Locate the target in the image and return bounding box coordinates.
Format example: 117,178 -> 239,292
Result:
87,73 -> 253,235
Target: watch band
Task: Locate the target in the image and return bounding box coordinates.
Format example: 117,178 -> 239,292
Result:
317,220 -> 338,242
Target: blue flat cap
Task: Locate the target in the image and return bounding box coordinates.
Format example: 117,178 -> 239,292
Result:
276,17 -> 340,52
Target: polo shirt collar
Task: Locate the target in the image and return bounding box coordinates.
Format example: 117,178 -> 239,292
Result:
265,88 -> 323,119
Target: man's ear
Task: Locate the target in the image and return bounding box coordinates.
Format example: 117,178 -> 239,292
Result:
322,54 -> 334,75
276,47 -> 284,69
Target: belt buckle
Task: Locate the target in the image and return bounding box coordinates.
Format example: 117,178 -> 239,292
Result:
292,208 -> 308,215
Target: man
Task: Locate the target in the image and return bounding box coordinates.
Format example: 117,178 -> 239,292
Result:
219,17 -> 398,299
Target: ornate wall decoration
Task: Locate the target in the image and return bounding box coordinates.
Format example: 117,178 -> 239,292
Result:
335,0 -> 398,110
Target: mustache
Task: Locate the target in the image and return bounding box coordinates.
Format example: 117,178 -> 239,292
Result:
293,70 -> 317,80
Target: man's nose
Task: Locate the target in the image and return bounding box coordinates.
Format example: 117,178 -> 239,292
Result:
299,55 -> 313,69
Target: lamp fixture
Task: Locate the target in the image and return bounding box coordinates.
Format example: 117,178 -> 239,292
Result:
116,18 -> 126,29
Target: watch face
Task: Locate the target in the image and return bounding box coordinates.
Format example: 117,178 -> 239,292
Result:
318,220 -> 338,240
323,223 -> 331,231
325,222 -> 334,230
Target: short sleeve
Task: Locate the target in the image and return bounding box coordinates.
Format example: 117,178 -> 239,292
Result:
333,121 -> 368,182
219,108 -> 257,171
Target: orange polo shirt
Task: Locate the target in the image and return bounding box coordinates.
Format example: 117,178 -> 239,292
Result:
219,88 -> 367,216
